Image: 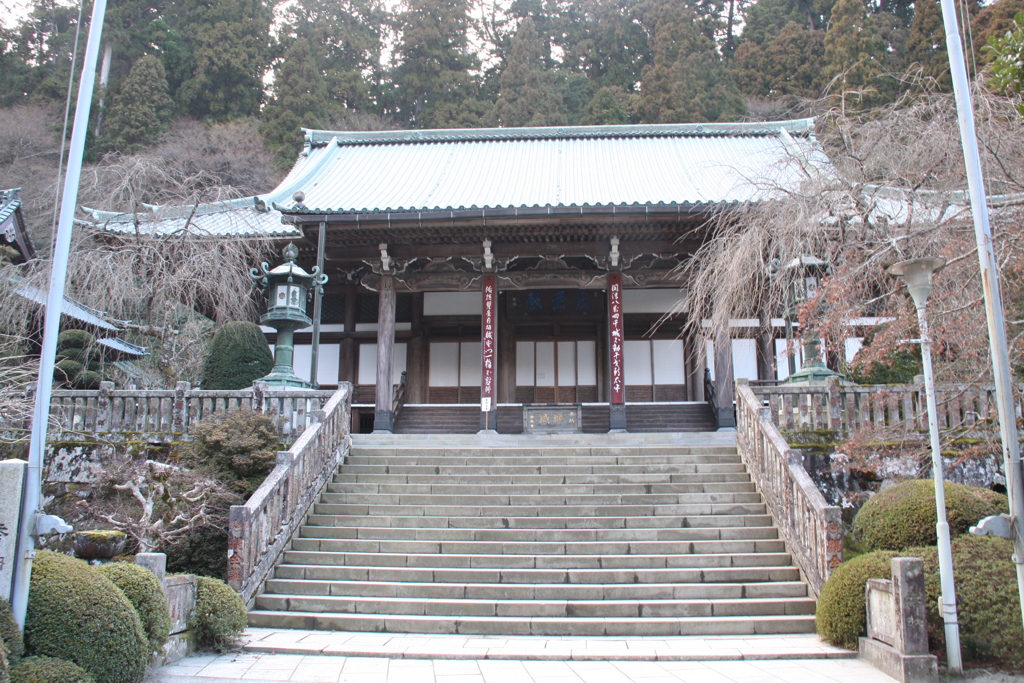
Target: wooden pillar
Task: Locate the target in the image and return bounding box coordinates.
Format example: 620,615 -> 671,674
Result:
498,292 -> 516,404
408,292 -> 426,403
607,272 -> 627,432
684,327 -> 698,402
374,274 -> 396,432
340,283 -> 357,384
480,274 -> 498,431
756,313 -> 774,382
714,325 -> 735,428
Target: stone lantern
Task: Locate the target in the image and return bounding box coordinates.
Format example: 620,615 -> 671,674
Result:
250,243 -> 328,387
780,255 -> 844,384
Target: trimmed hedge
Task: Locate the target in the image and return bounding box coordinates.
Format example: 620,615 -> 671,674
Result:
911,535 -> 1024,669
816,550 -> 897,649
0,599 -> 23,663
200,321 -> 274,391
191,577 -> 247,652
24,552 -> 149,683
96,562 -> 171,652
1,639 -> 8,683
852,479 -> 1008,552
9,656 -> 94,683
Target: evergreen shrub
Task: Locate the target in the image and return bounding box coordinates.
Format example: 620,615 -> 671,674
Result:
200,321 -> 274,390
186,408 -> 279,496
1,640 -> 8,683
24,551 -> 148,683
913,535 -> 1024,669
0,599 -> 23,662
9,656 -> 94,683
53,330 -> 102,389
191,577 -> 247,652
96,562 -> 171,652
816,550 -> 897,649
852,479 -> 1007,551
165,522 -> 229,580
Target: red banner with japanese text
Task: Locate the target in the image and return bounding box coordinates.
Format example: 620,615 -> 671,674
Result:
608,272 -> 625,404
481,274 -> 497,412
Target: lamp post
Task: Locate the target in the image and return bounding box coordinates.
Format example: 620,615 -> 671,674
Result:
250,243 -> 328,388
887,257 -> 962,674
780,256 -> 844,384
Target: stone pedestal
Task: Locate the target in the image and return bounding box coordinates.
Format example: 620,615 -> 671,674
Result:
859,557 -> 938,683
0,458 -> 26,602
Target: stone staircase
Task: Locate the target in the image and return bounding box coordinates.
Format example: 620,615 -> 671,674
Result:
248,433 -> 816,636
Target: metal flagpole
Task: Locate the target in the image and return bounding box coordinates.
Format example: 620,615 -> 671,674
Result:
937,0 -> 1024,632
10,0 -> 108,630
309,221 -> 326,387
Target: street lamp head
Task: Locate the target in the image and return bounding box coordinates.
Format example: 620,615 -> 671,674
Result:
887,257 -> 946,309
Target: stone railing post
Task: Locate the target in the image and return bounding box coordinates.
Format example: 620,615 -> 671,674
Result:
95,381 -> 114,434
252,381 -> 267,413
172,381 -> 190,434
226,506 -> 251,592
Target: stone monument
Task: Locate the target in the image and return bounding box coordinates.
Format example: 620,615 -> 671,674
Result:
0,458 -> 26,602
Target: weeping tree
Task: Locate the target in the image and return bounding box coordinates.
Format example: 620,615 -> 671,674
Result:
676,80 -> 1024,455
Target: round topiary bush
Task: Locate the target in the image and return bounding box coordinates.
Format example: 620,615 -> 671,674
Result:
909,535 -> 1024,669
191,577 -> 247,652
0,598 -> 24,663
816,550 -> 897,649
200,321 -> 274,390
9,656 -> 94,683
95,562 -> 171,653
852,479 -> 1008,552
1,639 -> 9,683
24,552 -> 149,683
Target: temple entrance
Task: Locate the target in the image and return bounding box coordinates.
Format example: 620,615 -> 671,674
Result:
515,339 -> 599,403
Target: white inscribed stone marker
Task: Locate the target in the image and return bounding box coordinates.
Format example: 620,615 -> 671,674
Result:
0,458 -> 26,602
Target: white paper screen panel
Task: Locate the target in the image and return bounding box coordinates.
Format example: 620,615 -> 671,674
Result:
774,339 -> 803,381
732,338 -> 758,381
845,337 -> 863,363
652,339 -> 685,384
557,341 -> 577,386
706,340 -> 715,380
577,341 -> 597,385
424,291 -> 482,316
624,340 -> 653,385
622,289 -> 682,314
535,342 -> 555,386
429,342 -> 460,386
516,342 -> 535,385
356,343 -> 407,385
460,341 -> 481,386
290,343 -> 341,385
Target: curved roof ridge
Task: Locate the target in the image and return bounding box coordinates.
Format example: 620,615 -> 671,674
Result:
302,119 -> 816,147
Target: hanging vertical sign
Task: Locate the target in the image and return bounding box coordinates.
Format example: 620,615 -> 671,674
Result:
481,274 -> 497,412
608,272 -> 625,404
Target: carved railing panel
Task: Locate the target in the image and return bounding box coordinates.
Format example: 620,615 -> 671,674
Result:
227,383 -> 351,604
46,382 -> 335,441
736,379 -> 843,598
750,381 -> 1015,434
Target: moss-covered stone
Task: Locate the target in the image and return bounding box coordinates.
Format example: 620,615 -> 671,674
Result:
191,577 -> 247,652
96,562 -> 171,653
852,479 -> 1008,551
0,599 -> 23,663
9,656 -> 94,683
816,550 -> 897,649
24,551 -> 149,683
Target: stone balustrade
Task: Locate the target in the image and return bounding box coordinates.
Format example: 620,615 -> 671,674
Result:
227,383 -> 352,605
735,379 -> 843,597
45,381 -> 335,440
750,379 -> 1016,434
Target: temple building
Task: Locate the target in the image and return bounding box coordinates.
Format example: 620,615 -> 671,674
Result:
84,120 -> 825,433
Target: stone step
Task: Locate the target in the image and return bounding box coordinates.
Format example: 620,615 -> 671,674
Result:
331,472 -> 753,485
272,564 -> 802,584
262,578 -> 808,601
304,513 -> 776,529
296,525 -> 780,542
350,446 -> 739,458
254,594 -> 817,619
280,550 -> 794,570
310,502 -> 768,518
325,481 -> 758,495
344,455 -> 743,466
318,492 -> 763,507
245,611 -> 816,636
338,464 -> 748,475
289,538 -> 787,556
